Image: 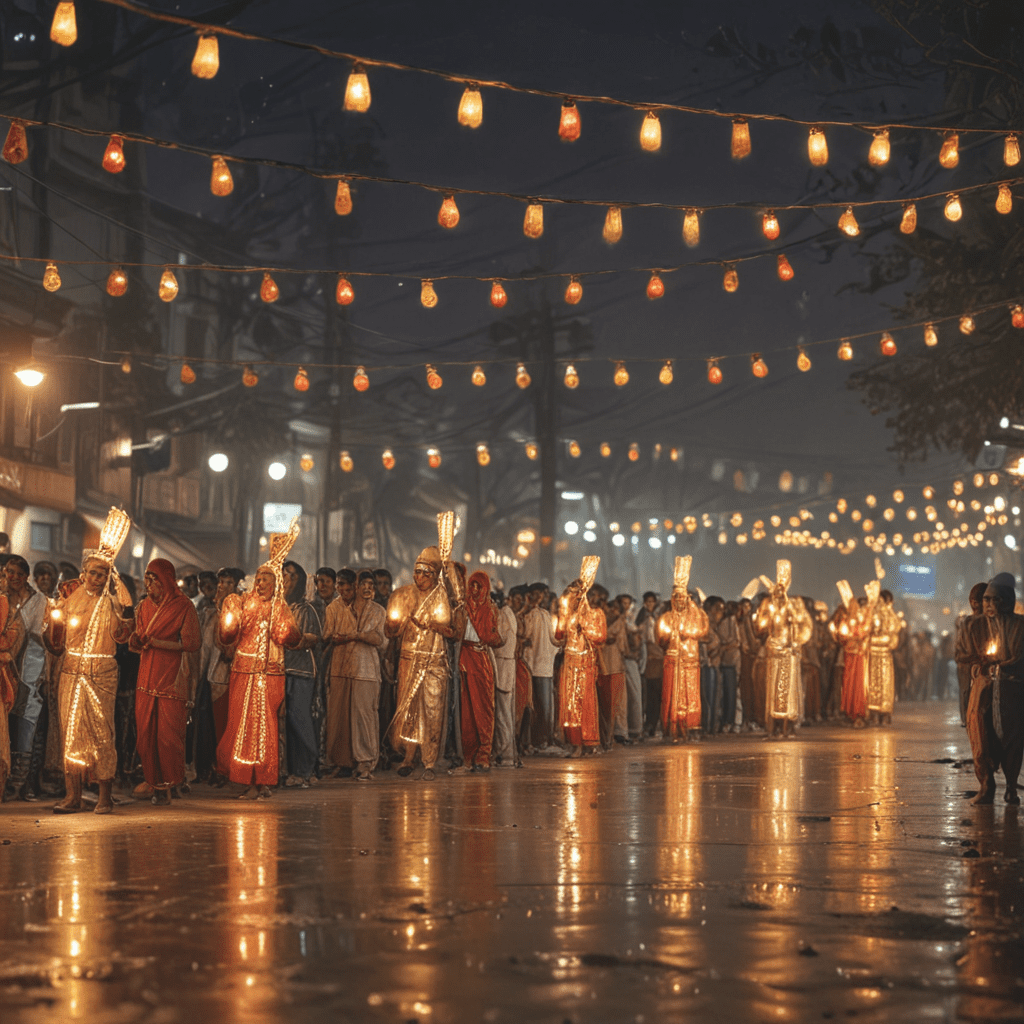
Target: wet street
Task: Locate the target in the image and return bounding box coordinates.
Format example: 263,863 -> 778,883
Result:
0,701 -> 1020,1024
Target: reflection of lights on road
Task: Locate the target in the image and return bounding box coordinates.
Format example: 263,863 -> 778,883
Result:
69,939 -> 81,957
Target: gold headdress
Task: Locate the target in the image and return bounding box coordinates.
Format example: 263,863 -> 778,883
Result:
415,546 -> 442,571
83,507 -> 133,606
673,555 -> 692,593
874,557 -> 886,581
258,516 -> 300,597
740,577 -> 762,601
864,579 -> 881,604
758,559 -> 791,593
580,555 -> 600,591
836,579 -> 855,609
437,510 -> 455,564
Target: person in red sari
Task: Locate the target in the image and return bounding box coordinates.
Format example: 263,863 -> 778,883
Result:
217,523 -> 302,799
129,559 -> 202,806
832,580 -> 868,728
460,571 -> 502,770
0,593 -> 25,799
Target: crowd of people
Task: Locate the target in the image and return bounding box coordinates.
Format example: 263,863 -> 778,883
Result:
0,510 -> 1020,812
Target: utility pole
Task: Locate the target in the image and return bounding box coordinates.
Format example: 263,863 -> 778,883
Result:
536,294 -> 557,582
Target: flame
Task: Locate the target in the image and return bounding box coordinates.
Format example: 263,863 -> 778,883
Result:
986,639 -> 998,657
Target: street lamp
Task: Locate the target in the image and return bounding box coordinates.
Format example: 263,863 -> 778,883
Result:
268,461 -> 286,481
14,366 -> 45,387
208,452 -> 229,473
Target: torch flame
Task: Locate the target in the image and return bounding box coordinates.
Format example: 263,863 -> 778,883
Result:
986,638 -> 998,657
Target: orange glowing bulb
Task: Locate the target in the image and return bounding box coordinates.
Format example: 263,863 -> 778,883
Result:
353,366 -> 369,391
613,362 -> 629,387
564,277 -> 582,305
471,365 -> 486,386
1005,134 -> 1021,166
646,272 -> 665,299
837,340 -> 853,361
334,179 -> 352,215
293,367 -> 310,392
563,364 -> 579,389
476,443 -> 491,467
191,34 -> 219,78
682,209 -> 700,248
427,448 -> 442,469
180,363 -> 196,385
490,281 -> 507,308
731,118 -> 751,160
602,206 -> 623,244
158,268 -> 178,302
344,65 -> 371,112
3,121 -> 28,164
751,354 -> 768,378
50,2 -> 77,46
600,442 -> 611,457
420,280 -> 438,308
120,356 -> 132,374
776,254 -> 794,281
807,127 -> 828,166
1012,305 -> 1024,329
996,184 -> 1013,214
722,267 -> 739,292
639,111 -> 662,152
242,365 -> 258,387
558,100 -> 581,141
924,323 -> 938,346
900,203 -> 917,234
260,272 -> 279,303
106,266 -> 127,297
438,194 -> 460,229
658,360 -> 673,385
523,203 -> 544,239
210,156 -> 233,196
944,193 -> 962,221
939,132 -> 959,168
516,363 -> 531,389
868,129 -> 890,166
838,207 -> 860,236
762,210 -> 780,240
959,315 -> 975,335
102,135 -> 125,174
300,453 -> 314,473
335,276 -> 355,305
457,86 -> 483,128
381,449 -> 395,470
525,442 -> 538,460
797,349 -> 811,372
628,443 -> 640,461
880,331 -> 897,356
426,365 -> 443,390
339,451 -> 354,472
707,359 -> 722,385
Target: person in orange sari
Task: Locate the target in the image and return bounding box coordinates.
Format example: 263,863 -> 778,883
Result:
217,523 -> 302,799
656,556 -> 707,742
459,570 -> 502,770
833,581 -> 868,728
555,557 -> 604,757
129,559 -> 202,806
0,593 -> 25,799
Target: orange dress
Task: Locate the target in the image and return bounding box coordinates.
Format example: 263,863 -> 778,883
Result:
556,594 -> 605,747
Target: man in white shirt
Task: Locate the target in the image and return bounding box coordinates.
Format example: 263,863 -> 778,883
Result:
524,583 -> 559,749
493,595 -> 519,765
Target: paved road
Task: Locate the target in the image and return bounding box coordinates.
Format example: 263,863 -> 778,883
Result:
0,702 -> 1020,1023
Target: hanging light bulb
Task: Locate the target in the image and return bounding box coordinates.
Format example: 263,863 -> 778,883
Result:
191,34 -> 219,78
523,203 -> 544,239
381,449 -> 395,470
3,121 -> 29,164
344,63 -> 371,112
944,193 -> 962,221
525,442 -> 538,460
682,208 -> 700,248
353,366 -> 369,391
106,266 -> 127,297
924,323 -> 938,347
1005,133 -> 1021,166
426,365 -> 443,390
242,365 -> 259,387
457,86 -> 483,128
558,99 -> 581,141
1012,305 -> 1024,329
959,314 -> 975,335
339,451 -> 354,472
731,117 -> 751,160
669,447 -> 680,462
50,2 -> 77,45
639,110 -> 662,152
938,132 -> 959,168
490,281 -> 507,308
628,443 -> 640,462
516,363 -> 531,389
180,363 -> 196,385
568,440 -> 581,458
880,331 -> 898,356
900,203 -> 917,234
838,206 -> 860,236
563,364 -> 579,389
476,443 -> 491,467
658,360 -> 673,385
420,280 -> 438,308
837,340 -> 853,361
706,359 -> 722,385
335,276 -> 355,305
602,206 -> 623,244
437,194 -> 460,229
210,156 -> 233,196
334,179 -> 353,215
471,364 -> 486,386
600,442 -> 611,457
293,367 -> 310,392
750,354 -> 768,378
722,266 -> 739,292
158,268 -> 178,302
996,184 -> 1013,214
797,348 -> 812,372
807,126 -> 828,166
299,453 -> 314,473
762,210 -> 780,240
613,362 -> 629,386
868,128 -> 890,166
120,355 -> 132,374
564,276 -> 582,305
646,272 -> 665,299
776,254 -> 794,281
427,448 -> 442,469
102,135 -> 125,174
260,272 -> 279,303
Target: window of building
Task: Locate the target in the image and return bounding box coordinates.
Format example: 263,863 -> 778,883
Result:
30,522 -> 55,552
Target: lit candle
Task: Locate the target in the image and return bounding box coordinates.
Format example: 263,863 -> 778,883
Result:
51,608 -> 62,622
390,609 -> 401,620
69,617 -> 79,628
223,612 -> 233,628
985,638 -> 998,657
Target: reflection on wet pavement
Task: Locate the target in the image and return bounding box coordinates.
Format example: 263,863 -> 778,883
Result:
0,702 -> 1020,1023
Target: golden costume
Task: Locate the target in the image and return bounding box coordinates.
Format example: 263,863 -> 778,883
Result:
656,556 -> 708,736
754,560 -> 813,723
555,556 -> 605,748
863,580 -> 900,716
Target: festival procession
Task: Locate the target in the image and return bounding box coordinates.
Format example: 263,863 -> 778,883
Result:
0,2 -> 1022,1022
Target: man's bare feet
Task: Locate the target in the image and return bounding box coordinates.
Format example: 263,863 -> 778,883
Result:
94,780 -> 114,814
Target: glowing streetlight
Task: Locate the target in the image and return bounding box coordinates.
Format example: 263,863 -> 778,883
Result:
268,461 -> 287,481
208,452 -> 229,473
14,366 -> 45,387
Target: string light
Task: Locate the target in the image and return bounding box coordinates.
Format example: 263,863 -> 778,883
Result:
120,356 -> 132,374
731,118 -> 751,160
426,364 -> 443,389
558,100 -> 581,142
106,267 -> 127,297
490,281 -> 507,308
613,362 -> 629,386
837,340 -> 853,361
42,262 -> 61,292
722,266 -> 739,292
476,443 -> 491,466
924,323 -> 938,346
427,447 -> 442,468
1005,134 -> 1021,167
523,203 -> 544,239
996,184 -> 1013,214
334,179 -> 353,215
569,441 -> 582,458
600,443 -> 611,457
682,209 -> 700,248
807,127 -> 828,166
900,203 -> 917,234
776,254 -> 794,281
180,363 -> 196,385
707,359 -> 722,385
797,348 -> 811,372
762,210 -> 780,240
943,193 -> 962,221
880,331 -> 897,356
639,111 -> 662,152
300,453 -> 315,472
838,206 -> 860,236
191,34 -> 220,78
1012,304 -> 1024,329
438,194 -> 460,228
471,364 -> 486,386
158,268 -> 178,302
50,2 -> 77,46
564,364 -> 579,388
868,129 -> 890,166
242,365 -> 259,387
658,360 -> 673,385
564,276 -> 583,304
669,447 -> 680,462
382,448 -> 395,470
102,135 -> 125,173
260,272 -> 279,303
646,272 -> 665,299
293,366 -> 310,391
457,86 -> 483,128
751,353 -> 768,378
959,314 -> 975,335
353,366 -> 369,391
335,276 -> 355,305
3,121 -> 28,164
420,279 -> 438,307
525,442 -> 538,460
344,64 -> 371,112
516,363 -> 531,388
210,156 -> 234,196
628,443 -> 640,461
939,132 -> 959,168
340,451 -> 354,472
602,206 -> 623,244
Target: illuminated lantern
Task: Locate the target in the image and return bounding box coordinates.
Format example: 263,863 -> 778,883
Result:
1005,133 -> 1021,166
751,354 -> 768,378
722,266 -> 738,292
335,276 -> 355,305
106,266 -> 128,297
300,453 -> 315,472
563,363 -> 579,388
952,479 -> 964,495
880,331 -> 897,356
120,356 -> 131,374
868,129 -> 890,166
776,254 -> 794,281
293,367 -> 310,392
525,442 -> 538,460
600,442 -> 611,457
1012,305 -> 1024,329
381,449 -> 395,470
471,364 -> 486,386
457,86 -> 483,128
837,340 -> 853,361
683,209 -> 700,247
603,206 -> 623,244
639,111 -> 662,152
102,135 -> 125,173
900,203 -> 917,234
938,132 -> 959,168
959,315 -> 975,335
158,268 -> 179,302
427,448 -> 442,468
646,272 -> 664,299
613,361 -> 629,386
426,365 -> 443,389
242,365 -> 259,387
996,184 -> 1013,214
924,323 -> 938,346
628,443 -> 640,461
706,359 -> 722,385
344,64 -> 371,112
420,280 -> 438,308
476,443 -> 490,466
564,276 -> 582,304
944,193 -> 962,221
334,179 -> 353,215
658,360 -> 673,385
490,281 -> 507,307
762,210 -> 780,240
516,363 -> 531,389
260,272 -> 279,303
50,2 -> 77,45
523,203 -> 544,239
210,156 -> 233,196
922,485 -> 934,499
807,126 -> 828,166
3,121 -> 29,164
558,100 -> 581,141
339,451 -> 354,472
797,348 -> 811,372
565,440 -> 580,459
838,206 -> 860,236
437,194 -> 460,229
191,35 -> 219,78
353,366 -> 369,391
731,118 -> 751,160
669,447 -> 680,461
180,363 -> 196,385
